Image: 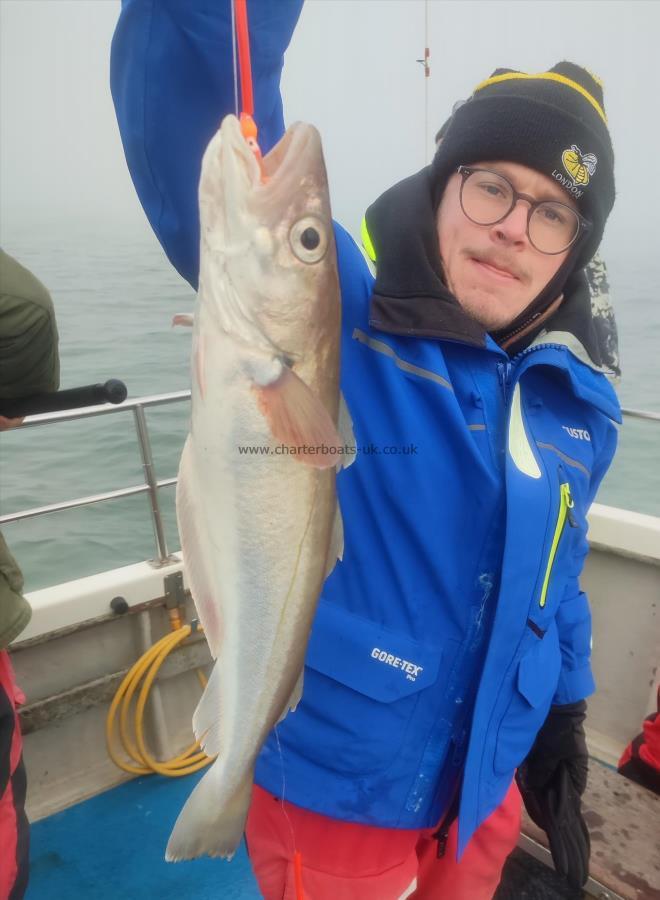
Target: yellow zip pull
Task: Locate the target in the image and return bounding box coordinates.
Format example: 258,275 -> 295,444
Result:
539,482 -> 572,608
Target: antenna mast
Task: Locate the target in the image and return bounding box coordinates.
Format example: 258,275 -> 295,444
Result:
417,0 -> 431,162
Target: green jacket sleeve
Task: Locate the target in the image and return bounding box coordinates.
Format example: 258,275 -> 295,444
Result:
0,531 -> 30,648
0,248 -> 60,398
0,248 -> 60,645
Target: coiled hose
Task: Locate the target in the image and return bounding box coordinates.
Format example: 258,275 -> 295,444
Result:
105,612 -> 214,777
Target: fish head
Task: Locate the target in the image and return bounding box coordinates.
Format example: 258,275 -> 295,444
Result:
199,115 -> 340,363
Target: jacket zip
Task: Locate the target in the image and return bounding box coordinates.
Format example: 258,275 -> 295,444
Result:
496,294 -> 565,351
432,778 -> 461,858
496,341 -> 566,402
509,341 -> 567,366
494,344 -> 578,612
429,727 -> 468,857
497,361 -> 511,402
538,471 -> 577,608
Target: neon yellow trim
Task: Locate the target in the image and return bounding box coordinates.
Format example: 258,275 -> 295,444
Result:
473,72 -> 607,125
360,216 -> 377,262
539,482 -> 574,608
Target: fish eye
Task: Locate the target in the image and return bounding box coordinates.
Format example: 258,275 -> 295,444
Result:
301,227 -> 320,250
289,216 -> 328,264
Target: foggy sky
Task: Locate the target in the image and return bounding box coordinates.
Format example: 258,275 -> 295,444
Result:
1,0 -> 659,263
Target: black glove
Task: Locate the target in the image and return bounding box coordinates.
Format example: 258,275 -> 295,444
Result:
516,700 -> 590,890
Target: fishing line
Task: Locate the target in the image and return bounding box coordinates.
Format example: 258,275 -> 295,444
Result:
266,476 -> 322,900
230,0 -> 239,117
273,726 -> 296,849
273,724 -> 305,898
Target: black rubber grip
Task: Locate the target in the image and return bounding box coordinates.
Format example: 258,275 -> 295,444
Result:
0,379 -> 128,418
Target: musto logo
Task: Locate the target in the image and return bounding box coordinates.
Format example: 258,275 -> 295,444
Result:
562,425 -> 591,441
371,648 -> 424,682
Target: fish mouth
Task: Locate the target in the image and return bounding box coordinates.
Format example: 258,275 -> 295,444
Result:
215,116 -> 322,193
215,115 -> 261,185
262,121 -> 320,183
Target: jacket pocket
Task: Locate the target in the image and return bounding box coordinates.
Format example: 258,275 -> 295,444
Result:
296,599 -> 442,776
493,623 -> 562,775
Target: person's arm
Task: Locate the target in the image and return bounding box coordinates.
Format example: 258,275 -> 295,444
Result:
0,533 -> 30,649
0,250 -> 60,646
552,420 -> 618,707
0,250 -> 60,401
110,0 -> 304,289
517,420 -> 618,889
0,416 -> 24,431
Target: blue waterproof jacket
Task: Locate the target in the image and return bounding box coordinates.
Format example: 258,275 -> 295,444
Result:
111,0 -> 621,856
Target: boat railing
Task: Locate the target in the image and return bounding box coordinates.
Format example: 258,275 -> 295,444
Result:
0,390 -> 658,568
0,390 -> 190,567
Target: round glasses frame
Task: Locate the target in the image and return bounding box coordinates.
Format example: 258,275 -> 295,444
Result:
456,165 -> 592,255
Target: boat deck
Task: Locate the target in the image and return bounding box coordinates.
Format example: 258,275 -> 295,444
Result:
28,770 -> 584,900
28,771 -> 260,899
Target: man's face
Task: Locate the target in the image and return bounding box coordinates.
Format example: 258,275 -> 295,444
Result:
436,161 -> 577,330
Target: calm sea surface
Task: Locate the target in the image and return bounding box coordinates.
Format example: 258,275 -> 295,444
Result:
1,224 -> 658,591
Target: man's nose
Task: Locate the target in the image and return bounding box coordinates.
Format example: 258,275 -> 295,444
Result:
491,198 -> 530,244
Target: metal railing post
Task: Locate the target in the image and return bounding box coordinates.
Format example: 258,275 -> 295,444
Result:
132,404 -> 175,567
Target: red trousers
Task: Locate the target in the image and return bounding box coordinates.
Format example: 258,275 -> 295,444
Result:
0,651 -> 29,900
245,780 -> 521,900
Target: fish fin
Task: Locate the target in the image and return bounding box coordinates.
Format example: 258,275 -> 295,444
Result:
192,662 -> 221,756
166,764 -> 253,862
324,501 -> 344,580
172,313 -> 194,327
253,366 -> 342,469
276,669 -> 305,725
176,438 -> 223,658
193,331 -> 206,400
337,391 -> 357,469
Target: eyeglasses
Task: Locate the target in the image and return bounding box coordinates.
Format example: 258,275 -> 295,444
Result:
457,166 -> 592,255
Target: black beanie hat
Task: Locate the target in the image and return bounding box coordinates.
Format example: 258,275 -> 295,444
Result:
430,62 -> 615,269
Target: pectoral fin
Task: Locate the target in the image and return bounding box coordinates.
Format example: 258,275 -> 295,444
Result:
253,366 -> 342,468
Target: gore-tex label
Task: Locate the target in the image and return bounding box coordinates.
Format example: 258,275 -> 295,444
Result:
371,648 -> 424,682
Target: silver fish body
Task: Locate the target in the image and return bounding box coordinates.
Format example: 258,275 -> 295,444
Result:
166,115 -> 350,862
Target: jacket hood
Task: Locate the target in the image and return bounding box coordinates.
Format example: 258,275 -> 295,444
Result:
364,166 -> 616,374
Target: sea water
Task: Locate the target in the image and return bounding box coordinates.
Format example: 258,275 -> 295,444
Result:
0,223 -> 658,591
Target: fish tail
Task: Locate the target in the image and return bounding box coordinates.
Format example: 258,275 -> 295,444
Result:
165,764 -> 253,862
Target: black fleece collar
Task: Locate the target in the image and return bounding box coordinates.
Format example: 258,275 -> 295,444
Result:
364,165 -> 605,368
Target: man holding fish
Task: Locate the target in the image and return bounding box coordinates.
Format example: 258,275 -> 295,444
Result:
111,2 -> 619,897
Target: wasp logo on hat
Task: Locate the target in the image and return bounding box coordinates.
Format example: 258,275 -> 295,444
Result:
562,144 -> 598,186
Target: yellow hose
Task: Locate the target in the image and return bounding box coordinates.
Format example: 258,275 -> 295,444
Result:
105,618 -> 215,777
